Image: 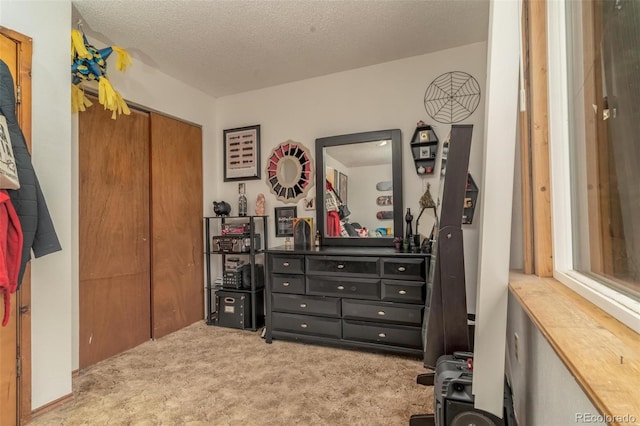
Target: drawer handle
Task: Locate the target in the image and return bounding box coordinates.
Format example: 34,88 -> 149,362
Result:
378,333 -> 386,338
397,266 -> 406,272
337,285 -> 345,290
398,290 -> 407,295
282,282 -> 290,287
300,323 -> 308,328
300,303 -> 307,308
283,262 -> 290,267
337,264 -> 345,269
377,311 -> 385,316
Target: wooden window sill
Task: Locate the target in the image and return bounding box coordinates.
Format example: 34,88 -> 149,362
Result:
509,272 -> 640,425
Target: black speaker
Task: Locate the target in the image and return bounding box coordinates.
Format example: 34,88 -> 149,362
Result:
444,399 -> 504,426
433,352 -> 514,426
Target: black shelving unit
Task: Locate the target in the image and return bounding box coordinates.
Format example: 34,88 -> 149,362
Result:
410,125 -> 440,175
204,215 -> 268,331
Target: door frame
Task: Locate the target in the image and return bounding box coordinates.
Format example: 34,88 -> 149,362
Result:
0,25 -> 33,425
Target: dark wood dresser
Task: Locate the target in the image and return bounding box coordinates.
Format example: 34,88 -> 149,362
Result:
265,246 -> 429,355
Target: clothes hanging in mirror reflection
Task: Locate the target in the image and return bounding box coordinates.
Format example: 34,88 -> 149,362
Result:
325,180 -> 341,237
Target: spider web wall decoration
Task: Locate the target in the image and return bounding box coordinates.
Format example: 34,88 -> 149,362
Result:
424,71 -> 481,124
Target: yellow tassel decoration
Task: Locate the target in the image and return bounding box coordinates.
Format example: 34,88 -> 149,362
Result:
112,46 -> 133,72
71,29 -> 91,60
98,77 -> 131,120
71,84 -> 93,113
71,30 -> 132,118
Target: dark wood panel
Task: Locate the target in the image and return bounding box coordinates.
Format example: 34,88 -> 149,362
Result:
271,274 -> 305,294
79,105 -> 151,369
150,113 -> 203,338
342,320 -> 422,349
272,293 -> 341,317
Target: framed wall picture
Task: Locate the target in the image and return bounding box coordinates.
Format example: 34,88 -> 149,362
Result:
326,166 -> 336,188
338,172 -> 348,204
224,125 -> 261,181
274,206 -> 297,237
303,196 -> 315,211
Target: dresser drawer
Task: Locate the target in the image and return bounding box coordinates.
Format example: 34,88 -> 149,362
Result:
272,294 -> 341,317
307,276 -> 380,300
306,256 -> 379,277
342,299 -> 423,326
342,320 -> 422,349
381,280 -> 425,304
380,257 -> 426,281
272,312 -> 341,338
270,255 -> 305,274
271,274 -> 305,294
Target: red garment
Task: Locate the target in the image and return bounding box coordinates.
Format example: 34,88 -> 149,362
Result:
326,211 -> 341,237
0,189 -> 23,326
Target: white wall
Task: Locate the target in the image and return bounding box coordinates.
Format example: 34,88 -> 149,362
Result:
1,0 -> 73,409
81,34 -> 218,207
349,163 -> 393,234
506,293 -> 604,426
216,42 -> 488,314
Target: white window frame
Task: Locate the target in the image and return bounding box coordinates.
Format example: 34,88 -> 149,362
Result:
546,0 -> 640,334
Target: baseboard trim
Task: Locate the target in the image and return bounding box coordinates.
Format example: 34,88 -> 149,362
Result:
30,393 -> 74,418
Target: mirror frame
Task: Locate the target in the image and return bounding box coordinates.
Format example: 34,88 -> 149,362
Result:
265,140 -> 314,203
315,129 -> 403,247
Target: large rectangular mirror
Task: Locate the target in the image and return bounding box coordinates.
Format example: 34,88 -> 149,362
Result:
315,129 -> 403,247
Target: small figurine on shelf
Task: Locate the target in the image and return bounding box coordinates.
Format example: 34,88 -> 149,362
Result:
405,208 -> 413,240
315,230 -> 321,248
255,193 -> 265,216
405,208 -> 415,252
212,201 -> 231,217
238,183 -> 247,216
393,236 -> 402,251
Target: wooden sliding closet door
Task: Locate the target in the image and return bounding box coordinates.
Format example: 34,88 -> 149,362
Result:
79,106 -> 151,369
150,113 -> 203,338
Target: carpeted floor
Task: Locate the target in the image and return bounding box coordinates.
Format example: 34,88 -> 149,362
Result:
29,321 -> 433,425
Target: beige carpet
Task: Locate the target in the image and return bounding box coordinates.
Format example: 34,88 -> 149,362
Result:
29,321 -> 433,425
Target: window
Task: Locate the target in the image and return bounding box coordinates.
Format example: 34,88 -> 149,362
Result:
548,0 -> 640,331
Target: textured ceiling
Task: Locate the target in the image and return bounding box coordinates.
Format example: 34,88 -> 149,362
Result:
72,0 -> 490,98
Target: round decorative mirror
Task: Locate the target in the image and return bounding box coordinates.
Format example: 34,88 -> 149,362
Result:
265,140 -> 314,203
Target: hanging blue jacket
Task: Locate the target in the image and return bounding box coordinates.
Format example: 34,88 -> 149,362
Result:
0,59 -> 62,285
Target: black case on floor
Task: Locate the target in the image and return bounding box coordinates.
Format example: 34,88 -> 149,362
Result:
215,289 -> 264,329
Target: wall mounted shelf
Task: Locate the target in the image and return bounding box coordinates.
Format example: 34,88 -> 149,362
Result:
410,125 -> 439,175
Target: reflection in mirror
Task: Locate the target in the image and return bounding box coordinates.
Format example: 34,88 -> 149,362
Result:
324,141 -> 393,237
315,129 -> 403,247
